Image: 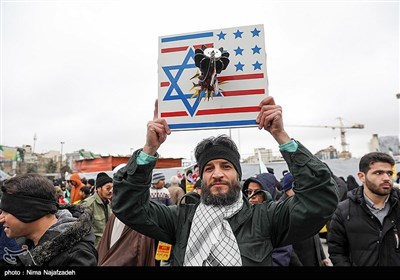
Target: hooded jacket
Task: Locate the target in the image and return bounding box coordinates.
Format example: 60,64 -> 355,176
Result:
242,172 -> 280,201
69,174 -> 85,204
328,186 -> 400,266
14,204 -> 98,266
113,142 -> 338,266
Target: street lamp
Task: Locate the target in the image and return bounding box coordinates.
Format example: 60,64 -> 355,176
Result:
60,141 -> 65,171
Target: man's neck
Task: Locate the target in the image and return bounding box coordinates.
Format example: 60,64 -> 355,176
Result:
363,186 -> 388,209
28,215 -> 58,246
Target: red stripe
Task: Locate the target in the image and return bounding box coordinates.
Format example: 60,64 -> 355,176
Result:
193,43 -> 214,50
218,73 -> 264,82
161,106 -> 260,118
196,106 -> 260,116
222,89 -> 265,96
160,82 -> 170,87
161,46 -> 189,53
161,111 -> 188,117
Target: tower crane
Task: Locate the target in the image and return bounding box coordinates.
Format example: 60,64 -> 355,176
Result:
287,117 -> 364,158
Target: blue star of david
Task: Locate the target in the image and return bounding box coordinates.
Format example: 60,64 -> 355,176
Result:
162,48 -> 222,117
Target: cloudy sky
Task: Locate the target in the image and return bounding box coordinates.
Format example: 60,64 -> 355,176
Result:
1,0 -> 399,161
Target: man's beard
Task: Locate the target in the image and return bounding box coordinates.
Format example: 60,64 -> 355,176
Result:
201,179 -> 241,206
365,176 -> 392,196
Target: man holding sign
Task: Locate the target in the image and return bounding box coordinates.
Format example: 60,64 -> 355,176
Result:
112,96 -> 338,266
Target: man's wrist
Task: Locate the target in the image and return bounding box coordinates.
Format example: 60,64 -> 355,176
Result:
279,139 -> 298,152
143,144 -> 158,156
272,131 -> 291,145
137,150 -> 158,165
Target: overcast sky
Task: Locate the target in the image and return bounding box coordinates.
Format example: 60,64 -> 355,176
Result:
1,0 -> 399,161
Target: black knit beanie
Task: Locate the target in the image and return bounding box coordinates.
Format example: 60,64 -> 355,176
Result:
96,172 -> 112,188
197,145 -> 242,180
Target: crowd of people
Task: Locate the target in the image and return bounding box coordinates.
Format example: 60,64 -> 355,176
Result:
0,96 -> 399,267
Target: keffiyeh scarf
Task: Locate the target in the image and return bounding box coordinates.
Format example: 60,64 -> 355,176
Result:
183,192 -> 243,266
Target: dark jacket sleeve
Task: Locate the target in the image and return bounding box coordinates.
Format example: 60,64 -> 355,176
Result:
111,149 -> 178,245
272,245 -> 293,266
327,202 -> 352,266
269,141 -> 339,247
60,245 -> 98,266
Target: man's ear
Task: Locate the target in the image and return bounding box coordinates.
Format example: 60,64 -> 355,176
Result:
357,171 -> 365,184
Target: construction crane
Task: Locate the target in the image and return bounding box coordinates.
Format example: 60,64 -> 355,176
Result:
287,117 -> 364,158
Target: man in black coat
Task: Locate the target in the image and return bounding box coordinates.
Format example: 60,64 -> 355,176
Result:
0,174 -> 98,266
328,152 -> 399,266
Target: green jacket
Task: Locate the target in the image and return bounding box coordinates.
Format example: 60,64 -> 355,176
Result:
112,142 -> 338,266
81,192 -> 111,248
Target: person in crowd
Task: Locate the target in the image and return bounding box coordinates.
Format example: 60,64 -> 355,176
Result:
87,178 -> 96,195
242,172 -> 281,203
191,164 -> 200,183
328,152 -> 400,266
178,173 -> 187,194
112,96 -> 338,266
69,173 -> 86,204
280,172 -> 330,266
73,186 -> 91,204
97,163 -> 156,266
97,212 -> 156,266
81,172 -> 113,248
192,178 -> 202,196
60,182 -> 70,203
81,177 -> 88,186
242,173 -> 302,267
0,174 -> 97,266
150,173 -> 172,206
346,174 -> 360,192
55,186 -> 68,205
167,176 -> 185,205
181,179 -> 202,205
149,172 -> 173,266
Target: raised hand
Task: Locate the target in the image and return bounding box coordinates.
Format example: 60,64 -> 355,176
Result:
256,96 -> 290,145
143,99 -> 171,155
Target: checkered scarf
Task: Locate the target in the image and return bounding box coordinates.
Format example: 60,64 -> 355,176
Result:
183,192 -> 243,266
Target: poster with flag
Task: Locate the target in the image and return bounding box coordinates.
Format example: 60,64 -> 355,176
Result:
158,24 -> 268,131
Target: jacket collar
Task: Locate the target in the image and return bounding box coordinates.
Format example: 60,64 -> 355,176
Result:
227,197 -> 252,232
19,204 -> 94,266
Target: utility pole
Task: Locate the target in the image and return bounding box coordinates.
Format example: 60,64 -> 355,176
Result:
60,141 -> 65,172
33,133 -> 37,153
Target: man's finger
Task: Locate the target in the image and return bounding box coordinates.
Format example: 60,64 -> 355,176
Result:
153,99 -> 159,120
